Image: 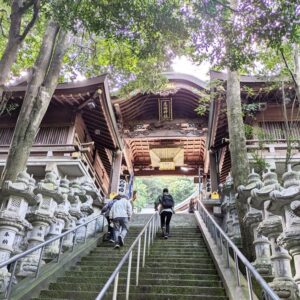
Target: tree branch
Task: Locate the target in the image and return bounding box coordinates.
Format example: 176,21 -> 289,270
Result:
19,0 -> 35,14
20,0 -> 40,41
279,48 -> 298,88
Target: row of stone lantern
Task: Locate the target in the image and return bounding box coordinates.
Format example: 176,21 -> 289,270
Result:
238,166 -> 300,299
0,170 -> 102,294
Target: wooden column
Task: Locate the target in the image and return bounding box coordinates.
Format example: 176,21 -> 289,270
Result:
209,151 -> 218,192
109,150 -> 122,194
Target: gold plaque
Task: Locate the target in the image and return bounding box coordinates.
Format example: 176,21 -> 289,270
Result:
158,98 -> 172,121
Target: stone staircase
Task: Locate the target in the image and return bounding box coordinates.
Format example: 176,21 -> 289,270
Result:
32,214 -> 228,299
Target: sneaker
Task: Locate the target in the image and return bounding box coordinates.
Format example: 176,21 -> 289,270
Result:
109,239 -> 115,243
114,244 -> 120,249
161,227 -> 165,237
164,234 -> 169,239
118,236 -> 124,247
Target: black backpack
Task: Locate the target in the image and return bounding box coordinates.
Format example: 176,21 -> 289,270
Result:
161,194 -> 174,209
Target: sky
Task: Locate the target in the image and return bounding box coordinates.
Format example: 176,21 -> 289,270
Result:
8,55 -> 211,85
171,56 -> 211,82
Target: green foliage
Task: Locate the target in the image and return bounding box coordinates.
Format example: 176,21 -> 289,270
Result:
241,103 -> 260,118
195,79 -> 225,116
134,176 -> 195,209
251,151 -> 269,175
244,124 -> 253,140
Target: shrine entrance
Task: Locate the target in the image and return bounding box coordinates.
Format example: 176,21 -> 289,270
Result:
112,72 -> 210,178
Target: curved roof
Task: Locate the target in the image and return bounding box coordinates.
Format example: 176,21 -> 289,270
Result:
162,72 -> 208,90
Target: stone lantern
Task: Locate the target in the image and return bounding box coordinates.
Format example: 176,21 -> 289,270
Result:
42,177 -> 72,260
238,170 -> 263,255
221,173 -> 241,245
81,179 -> 98,237
266,165 -> 300,299
17,171 -> 62,277
64,179 -> 85,248
0,171 -> 37,292
250,169 -> 282,277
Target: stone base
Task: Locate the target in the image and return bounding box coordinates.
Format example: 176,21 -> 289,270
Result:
269,278 -> 300,299
16,254 -> 45,278
0,268 -> 13,296
252,261 -> 273,277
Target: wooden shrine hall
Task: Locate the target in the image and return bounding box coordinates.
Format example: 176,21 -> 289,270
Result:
112,72 -> 209,178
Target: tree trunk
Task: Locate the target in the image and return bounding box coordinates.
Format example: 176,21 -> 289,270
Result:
226,69 -> 251,257
0,0 -> 40,113
1,20 -> 68,183
294,44 -> 300,102
226,70 -> 249,187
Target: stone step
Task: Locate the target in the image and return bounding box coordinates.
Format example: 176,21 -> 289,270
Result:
77,261 -> 216,270
104,293 -> 228,300
82,256 -> 213,263
33,293 -> 227,300
47,283 -> 226,296
56,276 -> 222,287
63,271 -> 220,281
71,265 -> 218,274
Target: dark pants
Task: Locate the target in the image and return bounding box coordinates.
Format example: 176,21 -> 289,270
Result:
106,216 -> 114,240
160,211 -> 172,234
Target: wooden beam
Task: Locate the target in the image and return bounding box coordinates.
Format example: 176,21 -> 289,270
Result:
134,168 -> 198,176
125,130 -> 206,140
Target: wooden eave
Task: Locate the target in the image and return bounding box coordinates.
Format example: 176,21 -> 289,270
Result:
207,71 -> 296,182
4,75 -> 122,174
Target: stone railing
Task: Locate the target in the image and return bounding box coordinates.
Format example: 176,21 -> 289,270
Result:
0,170 -> 104,296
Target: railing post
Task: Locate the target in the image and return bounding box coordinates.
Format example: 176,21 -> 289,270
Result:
136,238 -> 141,286
151,219 -> 155,244
5,260 -> 17,299
71,229 -> 77,252
225,240 -> 230,268
246,266 -> 254,300
83,225 -> 88,243
56,236 -> 64,263
147,221 -> 151,256
234,251 -> 241,286
143,228 -> 147,267
35,246 -> 45,278
93,218 -> 98,237
126,251 -> 133,300
113,272 -> 119,300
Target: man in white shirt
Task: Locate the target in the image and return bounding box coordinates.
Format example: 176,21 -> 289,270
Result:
110,195 -> 132,249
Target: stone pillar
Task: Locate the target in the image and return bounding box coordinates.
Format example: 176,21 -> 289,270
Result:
250,170 -> 282,277
43,177 -> 71,260
81,179 -> 98,237
66,179 -> 84,248
243,207 -> 270,275
266,165 -> 300,299
238,170 -> 263,257
221,173 -> 241,246
0,171 -> 37,292
109,150 -> 122,194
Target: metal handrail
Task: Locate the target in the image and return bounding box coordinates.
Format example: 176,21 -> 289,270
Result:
2,214 -> 104,299
96,212 -> 159,300
197,199 -> 280,300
